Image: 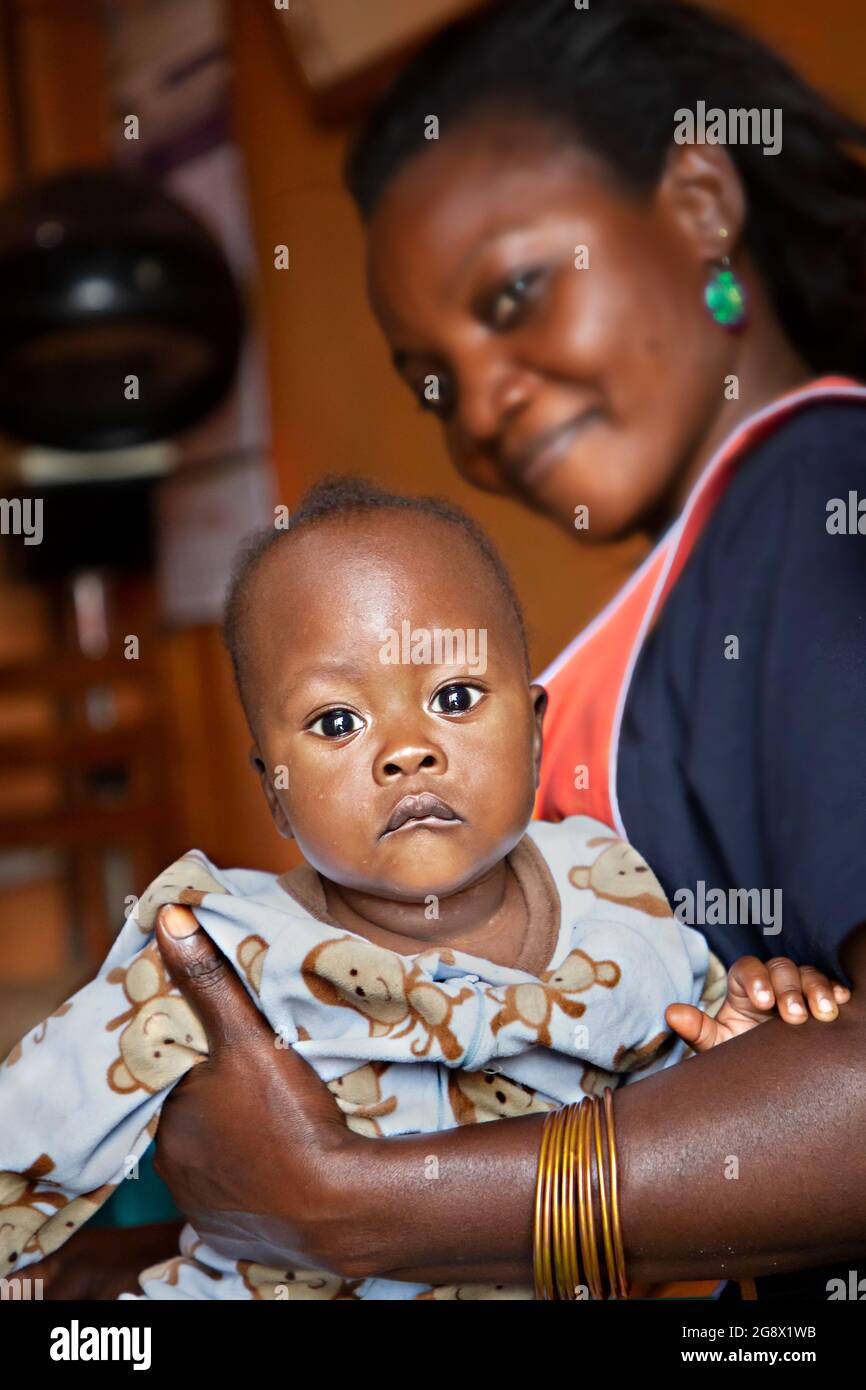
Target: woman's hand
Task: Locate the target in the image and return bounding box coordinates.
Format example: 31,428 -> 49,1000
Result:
147,921 -> 866,1287
152,906 -> 359,1275
666,954 -> 851,1053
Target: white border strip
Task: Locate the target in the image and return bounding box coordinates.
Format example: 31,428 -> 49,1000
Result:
534,523 -> 676,687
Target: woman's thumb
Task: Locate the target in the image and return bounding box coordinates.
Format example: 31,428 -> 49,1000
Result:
155,905 -> 262,1048
160,904 -> 199,939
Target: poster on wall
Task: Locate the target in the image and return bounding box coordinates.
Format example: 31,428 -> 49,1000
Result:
102,0 -> 273,624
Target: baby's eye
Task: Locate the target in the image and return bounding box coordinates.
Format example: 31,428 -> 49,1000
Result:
308,708 -> 364,739
430,684 -> 484,716
484,269 -> 544,331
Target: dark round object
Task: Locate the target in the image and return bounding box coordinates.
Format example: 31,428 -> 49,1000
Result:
0,167 -> 245,450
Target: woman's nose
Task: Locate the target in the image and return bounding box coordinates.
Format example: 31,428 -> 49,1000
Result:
374,742 -> 447,783
453,343 -> 533,444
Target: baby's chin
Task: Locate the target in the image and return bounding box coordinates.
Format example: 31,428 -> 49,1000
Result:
328,833 -> 502,904
301,808 -> 535,904
365,853 -> 490,905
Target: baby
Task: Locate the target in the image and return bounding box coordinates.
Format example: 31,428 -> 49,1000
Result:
0,477 -> 845,1301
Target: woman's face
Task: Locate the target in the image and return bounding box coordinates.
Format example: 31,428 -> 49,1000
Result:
366,116 -> 740,540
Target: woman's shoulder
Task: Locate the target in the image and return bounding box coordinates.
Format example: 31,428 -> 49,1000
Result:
650,392 -> 866,697
697,396 -> 866,570
719,396 -> 866,512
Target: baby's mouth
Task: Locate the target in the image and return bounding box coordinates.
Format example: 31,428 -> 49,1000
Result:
380,792 -> 460,839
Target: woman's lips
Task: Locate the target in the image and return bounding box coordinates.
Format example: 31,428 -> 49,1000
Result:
512,412 -> 600,490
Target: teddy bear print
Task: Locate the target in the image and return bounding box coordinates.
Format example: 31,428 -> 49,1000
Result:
302,938 -> 474,1062
612,1030 -> 675,1073
32,1185 -> 116,1258
448,1069 -> 556,1125
237,1260 -> 362,1300
105,941 -> 208,1094
568,837 -> 673,918
237,934 -> 268,994
486,947 -> 621,1049
140,1237 -> 224,1291
327,1062 -> 398,1137
0,1156 -> 115,1273
579,1063 -> 618,1098
131,854 -> 229,935
0,1157 -> 60,1274
3,1000 -> 73,1069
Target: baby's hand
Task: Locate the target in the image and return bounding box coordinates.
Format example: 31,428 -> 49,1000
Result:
665,955 -> 851,1053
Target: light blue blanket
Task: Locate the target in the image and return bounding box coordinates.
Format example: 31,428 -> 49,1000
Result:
0,815 -> 721,1300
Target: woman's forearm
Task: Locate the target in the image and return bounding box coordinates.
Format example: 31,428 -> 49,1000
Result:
338,1108 -> 544,1285
332,992 -> 866,1285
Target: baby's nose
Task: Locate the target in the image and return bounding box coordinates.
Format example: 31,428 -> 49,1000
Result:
375,744 -> 445,780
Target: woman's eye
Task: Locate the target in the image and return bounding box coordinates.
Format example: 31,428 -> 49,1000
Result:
486,270 -> 543,331
431,684 -> 484,715
308,708 -> 363,739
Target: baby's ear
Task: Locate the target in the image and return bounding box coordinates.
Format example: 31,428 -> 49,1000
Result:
530,684 -> 548,785
249,745 -> 294,841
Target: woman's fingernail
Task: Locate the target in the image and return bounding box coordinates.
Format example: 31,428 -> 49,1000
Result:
787,1000 -> 805,1017
756,989 -> 772,1004
160,905 -> 198,938
818,998 -> 835,1014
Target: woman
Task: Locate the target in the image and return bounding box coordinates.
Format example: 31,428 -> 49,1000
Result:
35,0 -> 866,1299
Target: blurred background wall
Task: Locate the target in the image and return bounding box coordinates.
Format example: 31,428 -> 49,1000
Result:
0,0 -> 863,1061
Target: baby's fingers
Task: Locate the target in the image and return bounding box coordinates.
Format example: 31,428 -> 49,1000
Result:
725,955 -> 778,1017
798,966 -> 848,1021
764,957 -> 810,1023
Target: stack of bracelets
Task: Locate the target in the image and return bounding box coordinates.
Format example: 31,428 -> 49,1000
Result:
533,1088 -> 629,1300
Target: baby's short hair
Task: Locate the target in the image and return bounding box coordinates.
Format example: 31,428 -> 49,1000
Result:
222,475 -> 531,728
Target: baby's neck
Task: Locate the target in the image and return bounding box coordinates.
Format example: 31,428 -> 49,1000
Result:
320,858 -> 529,968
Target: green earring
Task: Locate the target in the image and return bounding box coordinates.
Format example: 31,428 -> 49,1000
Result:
704,257 -> 748,329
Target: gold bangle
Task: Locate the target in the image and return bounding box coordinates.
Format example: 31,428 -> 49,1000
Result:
563,1100 -> 582,1298
574,1100 -> 588,1296
593,1094 -> 617,1297
551,1104 -> 569,1299
533,1108 -> 557,1300
575,1099 -> 597,1298
581,1097 -> 604,1298
535,1092 -> 630,1301
603,1087 -> 629,1298
553,1102 -> 582,1300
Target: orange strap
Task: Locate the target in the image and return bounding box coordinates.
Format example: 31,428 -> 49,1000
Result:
534,378 -> 866,833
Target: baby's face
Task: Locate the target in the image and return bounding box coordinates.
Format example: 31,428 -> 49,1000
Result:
244,511 -> 546,902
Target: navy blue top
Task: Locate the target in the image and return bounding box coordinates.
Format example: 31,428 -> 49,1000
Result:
618,400 -> 866,986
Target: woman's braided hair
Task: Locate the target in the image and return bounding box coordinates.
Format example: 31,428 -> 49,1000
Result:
345,0 -> 866,380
